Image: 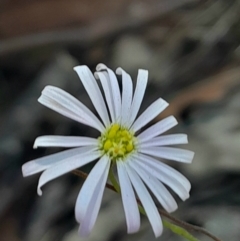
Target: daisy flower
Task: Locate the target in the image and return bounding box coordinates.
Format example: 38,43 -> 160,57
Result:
22,64 -> 194,237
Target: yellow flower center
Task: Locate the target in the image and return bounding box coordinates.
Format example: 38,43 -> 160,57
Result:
99,124 -> 136,161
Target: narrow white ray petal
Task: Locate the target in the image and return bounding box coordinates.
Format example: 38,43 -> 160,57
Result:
137,116 -> 178,142
128,69 -> 148,127
74,66 -> 110,127
22,146 -> 96,177
34,136 -> 98,148
125,161 -> 163,237
37,150 -> 101,195
78,156 -> 110,237
39,95 -> 89,127
139,134 -> 188,148
131,98 -> 168,132
96,64 -> 121,121
95,71 -> 115,122
137,153 -> 191,191
42,86 -> 103,128
116,68 -> 133,126
116,160 -> 140,233
75,155 -> 110,223
140,146 -> 194,163
129,160 -> 177,213
78,179 -> 104,237
136,154 -> 191,200
39,86 -> 104,132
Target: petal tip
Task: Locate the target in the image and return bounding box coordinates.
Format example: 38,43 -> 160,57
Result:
161,98 -> 169,107
33,137 -> 40,149
138,69 -> 149,78
188,151 -> 195,163
22,164 -> 28,177
73,66 -> 79,72
94,72 -> 99,79
127,225 -> 140,234
181,192 -> 190,201
153,226 -> 163,238
116,67 -> 123,75
33,142 -> 38,149
96,63 -> 107,71
170,115 -> 178,124
78,225 -> 90,238
37,95 -> 43,103
169,203 -> 178,213
41,85 -> 55,95
73,65 -> 89,74
37,187 -> 43,196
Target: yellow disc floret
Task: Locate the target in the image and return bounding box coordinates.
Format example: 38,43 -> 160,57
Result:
99,124 -> 136,161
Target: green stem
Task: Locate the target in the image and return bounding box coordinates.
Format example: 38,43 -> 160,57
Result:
138,205 -> 199,241
72,169 -> 221,241
108,166 -> 120,193
162,220 -> 200,241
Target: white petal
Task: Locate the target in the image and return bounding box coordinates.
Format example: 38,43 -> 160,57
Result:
139,134 -> 188,148
125,161 -> 163,237
39,95 -> 87,127
96,64 -> 121,121
41,86 -> 104,129
128,69 -> 148,126
136,154 -> 191,200
140,146 -> 194,163
37,150 -> 101,195
95,71 -> 115,122
116,160 -> 140,233
78,156 -> 110,237
129,159 -> 177,213
75,155 -> 109,223
137,116 -> 178,142
34,136 -> 98,148
22,146 -> 96,177
116,68 -> 133,126
39,86 -> 104,132
131,98 -> 168,132
74,66 -> 110,127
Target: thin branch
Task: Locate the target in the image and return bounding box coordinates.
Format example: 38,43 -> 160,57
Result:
157,209 -> 221,241
72,169 -> 222,241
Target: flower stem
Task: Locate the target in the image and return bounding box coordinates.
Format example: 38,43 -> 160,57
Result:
162,220 -> 200,241
138,205 -> 199,241
108,166 -> 120,193
72,169 -> 222,241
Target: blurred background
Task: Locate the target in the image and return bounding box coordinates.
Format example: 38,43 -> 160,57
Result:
1,0 -> 240,240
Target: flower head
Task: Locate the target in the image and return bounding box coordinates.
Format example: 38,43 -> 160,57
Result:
22,64 -> 194,237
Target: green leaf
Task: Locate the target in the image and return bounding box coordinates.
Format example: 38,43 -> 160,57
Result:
138,204 -> 199,241
163,220 -> 200,241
